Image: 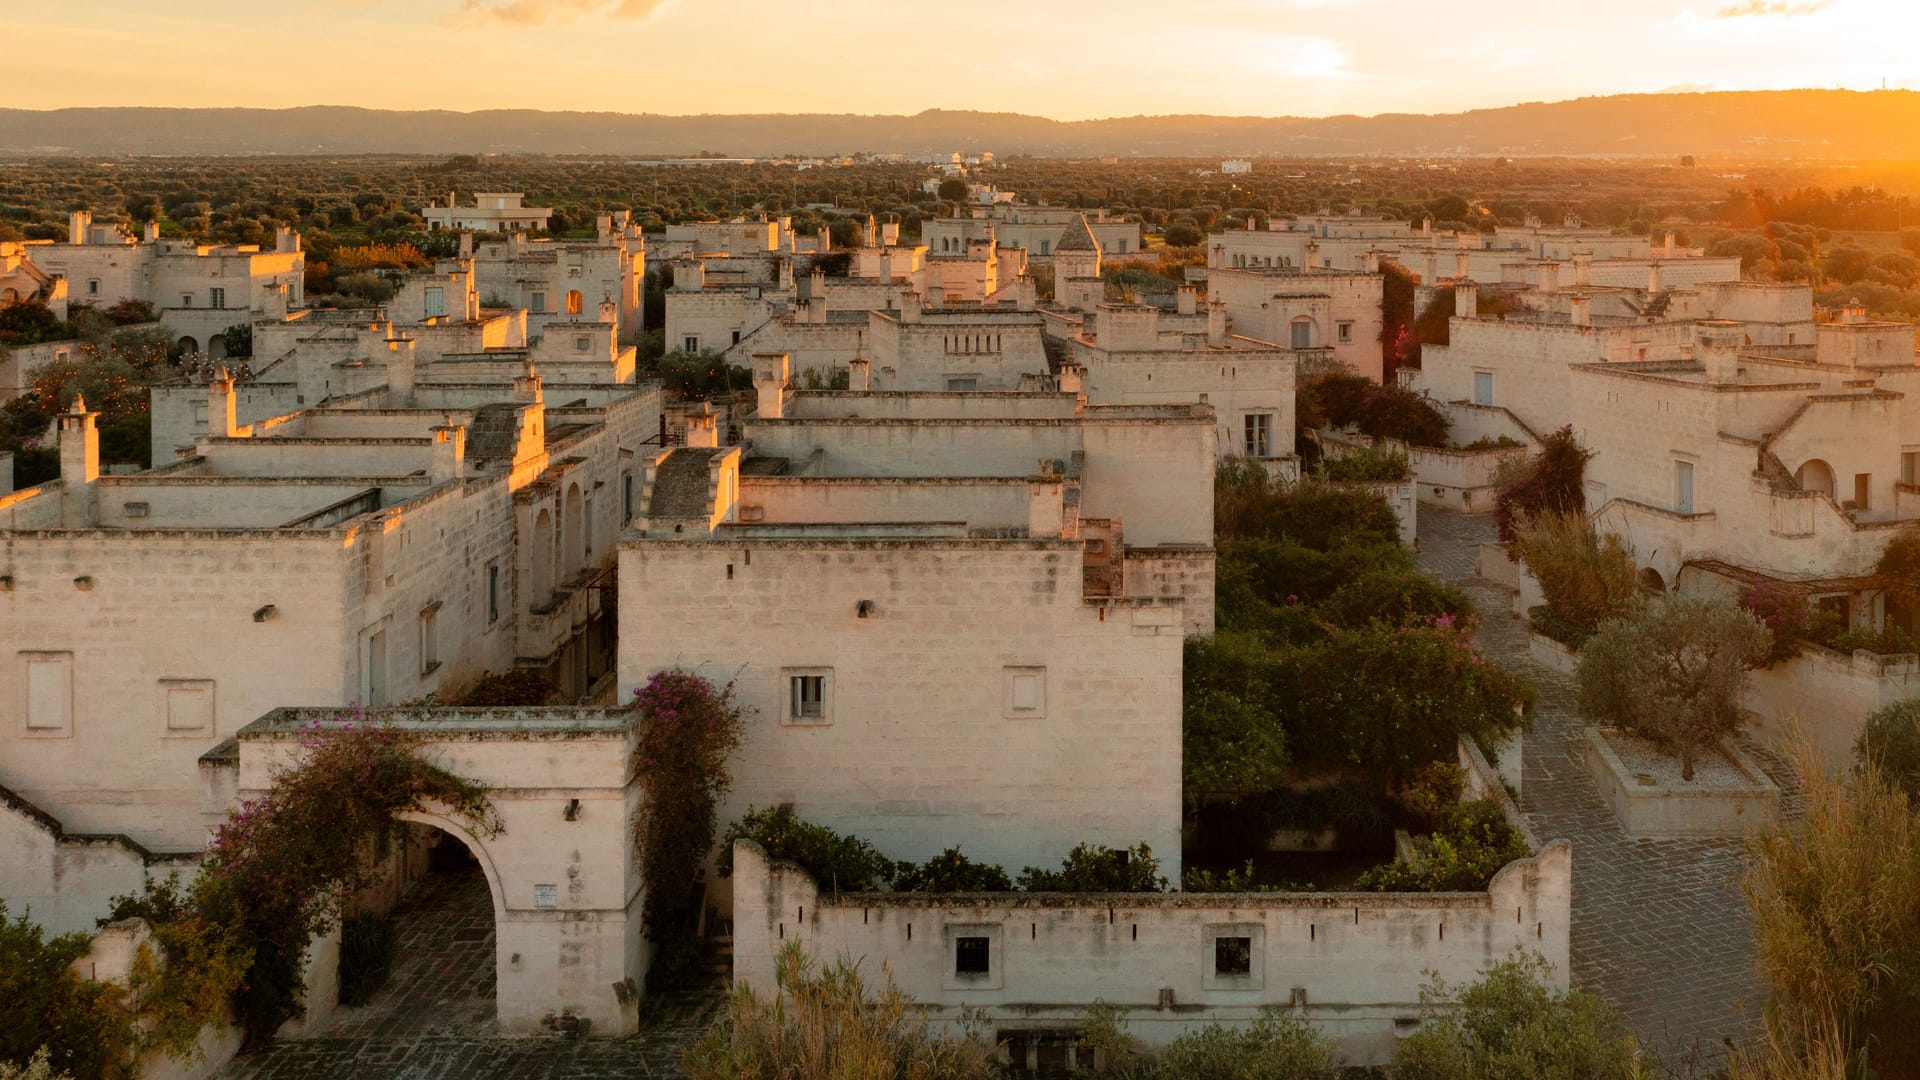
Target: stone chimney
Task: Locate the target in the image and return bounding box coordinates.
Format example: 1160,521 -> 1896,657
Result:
808,269 -> 827,302
1696,320 -> 1742,382
208,366 -> 238,438
900,290 -> 922,323
1842,300 -> 1867,325
142,221 -> 159,243
1539,262 -> 1560,293
1176,285 -> 1198,316
685,403 -> 719,448
386,335 -> 416,406
59,395 -> 99,527
1647,262 -> 1664,295
1010,275 -> 1037,312
676,258 -> 704,291
1057,362 -> 1085,397
458,231 -> 473,259
1362,250 -> 1381,274
1453,251 -> 1471,279
878,250 -> 894,284
1664,231 -> 1676,258
1569,294 -> 1591,327
430,423 -> 466,483
1573,252 -> 1593,287
752,353 -> 789,419
599,299 -> 617,324
1027,479 -> 1065,538
1454,281 -> 1479,319
848,358 -> 870,391
263,282 -> 288,322
275,227 -> 299,254
514,362 -> 543,404
1207,300 -> 1228,346
68,211 -> 90,245
881,221 -> 900,246
1422,252 -> 1439,286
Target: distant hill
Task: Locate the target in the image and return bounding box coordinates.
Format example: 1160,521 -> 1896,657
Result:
5,91 -> 1920,158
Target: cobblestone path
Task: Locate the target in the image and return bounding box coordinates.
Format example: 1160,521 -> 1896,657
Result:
223,865 -> 723,1079
1418,508 -> 1786,1068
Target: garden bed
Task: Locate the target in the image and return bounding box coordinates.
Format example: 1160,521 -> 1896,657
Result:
1582,727 -> 1780,838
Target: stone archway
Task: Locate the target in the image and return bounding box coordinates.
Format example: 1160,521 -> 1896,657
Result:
1796,458 -> 1836,500
177,335 -> 199,356
1638,567 -> 1667,595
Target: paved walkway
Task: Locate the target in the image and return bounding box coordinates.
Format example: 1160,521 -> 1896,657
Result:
1417,509 -> 1787,1068
223,865 -> 722,1079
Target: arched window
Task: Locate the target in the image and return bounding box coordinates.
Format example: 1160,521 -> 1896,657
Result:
1289,318 -> 1314,349
531,508 -> 554,600
1796,459 -> 1837,500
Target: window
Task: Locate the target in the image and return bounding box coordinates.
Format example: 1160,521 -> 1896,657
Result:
566,289 -> 583,315
576,335 -> 591,352
1214,936 -> 1252,977
161,678 -> 215,736
946,377 -> 978,391
1243,414 -> 1272,458
731,330 -> 741,345
1904,452 -> 1920,486
209,286 -> 227,309
1855,473 -> 1872,511
486,563 -> 501,625
1337,321 -> 1353,343
1473,371 -> 1494,406
1004,667 -> 1046,719
1675,460 -> 1694,514
1290,319 -> 1312,349
785,669 -> 831,724
87,279 -> 99,296
531,291 -> 547,312
21,652 -> 74,736
424,287 -> 445,317
684,336 -> 700,353
1039,240 -> 1050,256
419,602 -> 441,675
181,292 -> 194,308
955,936 -> 990,975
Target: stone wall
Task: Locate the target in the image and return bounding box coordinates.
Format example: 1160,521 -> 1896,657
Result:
1743,646 -> 1920,765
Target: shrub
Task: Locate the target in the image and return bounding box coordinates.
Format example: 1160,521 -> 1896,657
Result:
336,913 -> 396,1007
631,671 -> 747,988
1319,444 -> 1411,483
1308,371 -> 1373,429
1356,800 -> 1531,892
455,670 -> 553,706
1577,594 -> 1770,781
1821,623 -> 1918,657
1738,579 -> 1821,665
1183,632 -> 1291,795
1017,843 -> 1167,893
1390,953 -> 1643,1078
1156,1007 -> 1337,1078
681,942 -> 996,1079
1855,699 -> 1920,799
1318,566 -> 1474,632
889,849 -> 1013,893
0,1049 -> 72,1080
1192,783 -> 1395,857
0,903 -> 125,1080
1741,738 -> 1920,1076
1214,464 -> 1402,548
1357,384 -> 1450,448
1509,511 -> 1638,648
718,806 -> 900,892
1494,426 -> 1591,542
1456,434 -> 1524,451
1874,526 -> 1920,615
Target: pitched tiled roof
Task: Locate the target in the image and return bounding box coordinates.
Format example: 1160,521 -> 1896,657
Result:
1055,214 -> 1100,253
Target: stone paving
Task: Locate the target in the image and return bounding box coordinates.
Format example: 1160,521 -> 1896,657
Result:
222,864 -> 723,1079
1417,508 -> 1791,1069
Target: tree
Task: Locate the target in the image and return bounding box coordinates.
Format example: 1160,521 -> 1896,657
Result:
1738,737 -> 1920,1077
935,178 -> 968,202
1380,260 -> 1419,377
1508,511 -> 1639,647
1391,954 -> 1643,1079
1163,219 -> 1204,247
1854,699 -> 1920,800
1494,427 -> 1591,542
1576,594 -> 1769,780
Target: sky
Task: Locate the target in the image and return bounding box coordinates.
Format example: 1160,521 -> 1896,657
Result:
10,0 -> 1920,120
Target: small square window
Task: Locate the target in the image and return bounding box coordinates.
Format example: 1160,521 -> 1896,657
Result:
1004,666 -> 1046,718
162,679 -> 215,736
784,668 -> 832,724
1214,936 -> 1252,977
576,335 -> 591,351
1337,321 -> 1353,343
956,936 -> 990,975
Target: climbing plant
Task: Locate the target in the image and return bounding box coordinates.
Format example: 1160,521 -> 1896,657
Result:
631,671 -> 747,988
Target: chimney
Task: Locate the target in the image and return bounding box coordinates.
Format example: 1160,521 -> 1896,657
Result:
1664,231 -> 1676,258
1843,300 -> 1867,325
597,213 -> 614,241
263,282 -> 288,321
1696,320 -> 1742,382
1539,262 -> 1560,293
676,258 -> 704,291
142,221 -> 159,243
458,231 -> 473,259
900,290 -> 922,323
430,423 -> 466,483
68,211 -> 91,246
58,395 -> 99,527
599,299 -> 617,324
514,362 -> 542,404
881,221 -> 900,246
878,250 -> 894,284
1647,262 -> 1663,295
1027,479 -> 1065,538
386,335 -> 416,406
685,403 -> 719,448
808,268 -> 827,302
848,357 -> 870,391
752,352 -> 789,419
1573,252 -> 1593,287
275,226 -> 297,254
1176,285 -> 1197,316
1569,294 -> 1591,327
1057,361 -> 1084,397
1207,299 -> 1228,346
208,367 -> 238,438
1011,275 -> 1036,312
1454,251 -> 1471,279
1454,281 -> 1478,319
1362,250 -> 1381,274
1422,252 -> 1439,285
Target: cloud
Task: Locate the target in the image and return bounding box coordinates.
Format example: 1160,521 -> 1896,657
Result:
454,0 -> 667,25
1714,0 -> 1831,16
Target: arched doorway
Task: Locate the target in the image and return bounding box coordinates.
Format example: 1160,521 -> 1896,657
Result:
208,335 -> 228,360
177,335 -> 199,356
1638,567 -> 1667,595
1796,459 -> 1836,500
531,507 -> 554,600
331,815 -> 504,1033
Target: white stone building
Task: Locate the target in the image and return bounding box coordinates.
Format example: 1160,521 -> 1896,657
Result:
423,192 -> 554,233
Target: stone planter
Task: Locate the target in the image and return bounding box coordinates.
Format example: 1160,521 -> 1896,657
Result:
1583,727 -> 1780,838
1527,631 -> 1579,676
1265,827 -> 1341,852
